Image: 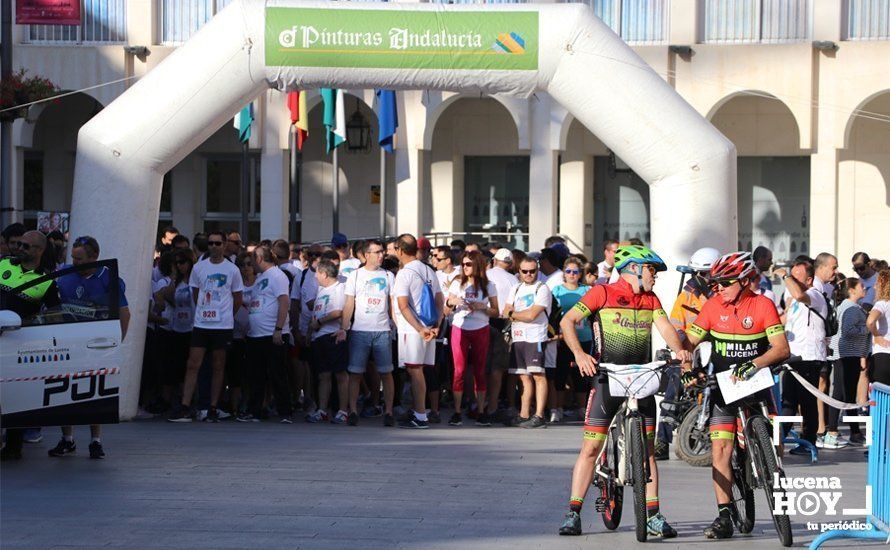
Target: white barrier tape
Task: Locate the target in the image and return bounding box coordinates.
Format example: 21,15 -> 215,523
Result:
786,369 -> 868,410
0,368 -> 119,384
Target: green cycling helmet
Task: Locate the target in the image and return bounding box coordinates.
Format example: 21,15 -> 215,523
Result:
613,245 -> 667,272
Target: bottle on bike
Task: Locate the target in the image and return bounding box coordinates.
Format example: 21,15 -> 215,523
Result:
557,245 -> 691,539
684,251 -> 791,540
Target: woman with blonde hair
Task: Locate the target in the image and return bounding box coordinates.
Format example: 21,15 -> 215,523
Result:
866,269 -> 890,385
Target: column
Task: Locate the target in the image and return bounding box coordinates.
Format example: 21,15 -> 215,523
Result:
528,94 -> 558,249
558,154 -> 593,257
809,147 -> 839,256
260,90 -> 288,240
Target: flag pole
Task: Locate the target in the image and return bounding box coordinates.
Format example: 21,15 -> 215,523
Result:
379,147 -> 386,239
241,139 -> 249,240
332,146 -> 339,234
289,126 -> 299,241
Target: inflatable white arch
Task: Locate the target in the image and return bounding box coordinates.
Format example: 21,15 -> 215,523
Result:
70,0 -> 736,419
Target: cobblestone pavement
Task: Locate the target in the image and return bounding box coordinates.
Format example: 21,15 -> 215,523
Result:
0,417 -> 875,549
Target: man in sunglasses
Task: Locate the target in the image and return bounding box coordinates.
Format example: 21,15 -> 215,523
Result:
168,231 -> 243,423
684,251 -> 790,540
852,252 -> 877,309
558,245 -> 688,538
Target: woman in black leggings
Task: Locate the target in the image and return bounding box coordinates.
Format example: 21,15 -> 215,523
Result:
866,269 -> 890,386
826,277 -> 869,445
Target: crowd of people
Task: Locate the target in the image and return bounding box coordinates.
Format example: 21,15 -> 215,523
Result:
3,222 -> 890,528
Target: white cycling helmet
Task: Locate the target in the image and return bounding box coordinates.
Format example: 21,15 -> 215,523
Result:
688,247 -> 721,272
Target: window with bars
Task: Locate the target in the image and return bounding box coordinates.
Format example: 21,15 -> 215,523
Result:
157,0 -> 234,45
26,0 -> 126,44
846,0 -> 890,40
588,0 -> 670,44
702,0 -> 810,44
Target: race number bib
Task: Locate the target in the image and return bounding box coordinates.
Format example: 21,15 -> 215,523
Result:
362,295 -> 385,315
512,327 -> 524,340
200,307 -> 221,323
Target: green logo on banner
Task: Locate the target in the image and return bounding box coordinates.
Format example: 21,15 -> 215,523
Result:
265,8 -> 539,71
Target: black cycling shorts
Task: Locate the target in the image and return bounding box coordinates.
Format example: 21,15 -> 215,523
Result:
583,375 -> 656,442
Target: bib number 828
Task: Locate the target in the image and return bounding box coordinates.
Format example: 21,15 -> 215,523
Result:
202,310 -> 218,320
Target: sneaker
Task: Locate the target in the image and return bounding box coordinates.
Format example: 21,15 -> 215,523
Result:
448,412 -> 463,426
332,410 -> 349,424
647,512 -> 677,538
822,433 -> 849,449
88,441 -> 106,459
654,439 -> 669,461
509,415 -> 530,427
196,409 -> 209,422
48,439 -> 76,457
520,415 -> 547,429
850,433 -> 866,445
384,414 -> 395,427
558,511 -> 582,536
216,409 -> 232,421
305,409 -> 328,423
23,428 -> 43,444
815,434 -> 825,448
399,414 -> 430,429
134,408 -> 155,420
348,412 -> 359,426
549,408 -> 562,424
280,416 -> 293,424
476,412 -> 492,427
167,406 -> 194,423
427,411 -> 441,424
236,413 -> 259,423
703,515 -> 734,539
204,407 -> 220,423
360,405 -> 383,418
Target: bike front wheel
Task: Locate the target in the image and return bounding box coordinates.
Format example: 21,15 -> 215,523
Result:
749,415 -> 793,547
629,417 -> 648,543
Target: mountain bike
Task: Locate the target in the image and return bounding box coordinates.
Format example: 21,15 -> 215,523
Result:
591,355 -> 680,543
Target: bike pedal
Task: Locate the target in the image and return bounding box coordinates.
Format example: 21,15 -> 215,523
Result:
595,497 -> 608,512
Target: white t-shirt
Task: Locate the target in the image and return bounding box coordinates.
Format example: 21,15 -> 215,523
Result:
312,282 -> 345,340
290,267 -> 319,336
152,276 -> 172,332
436,269 -> 459,295
171,281 -> 194,333
247,267 -> 291,338
507,282 -> 551,343
393,260 -> 440,332
784,287 -> 828,361
448,279 -> 497,331
538,269 -> 564,289
339,258 -> 361,279
345,267 -> 394,333
189,258 -> 243,330
861,273 -> 877,307
871,300 -> 890,354
597,260 -> 612,285
486,267 -> 518,316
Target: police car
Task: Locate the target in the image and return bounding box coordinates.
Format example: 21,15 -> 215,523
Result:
1,260 -> 122,428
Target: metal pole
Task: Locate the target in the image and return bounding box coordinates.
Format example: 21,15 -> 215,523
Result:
289,126 -> 298,241
379,147 -> 386,238
332,146 -> 339,234
241,141 -> 249,239
1,0 -> 14,228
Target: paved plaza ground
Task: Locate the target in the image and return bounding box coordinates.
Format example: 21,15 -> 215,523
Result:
0,417 -> 877,549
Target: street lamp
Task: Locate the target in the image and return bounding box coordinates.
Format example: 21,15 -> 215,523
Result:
345,97 -> 371,153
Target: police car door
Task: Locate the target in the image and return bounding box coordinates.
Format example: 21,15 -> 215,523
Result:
1,260 -> 122,428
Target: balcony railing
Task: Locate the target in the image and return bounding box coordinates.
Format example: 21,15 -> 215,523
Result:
703,0 -> 810,43
846,0 -> 890,40
157,0 -> 234,45
26,0 -> 126,44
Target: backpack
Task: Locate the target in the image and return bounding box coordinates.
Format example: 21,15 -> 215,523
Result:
533,282 -> 562,338
408,264 -> 438,327
808,291 -> 839,338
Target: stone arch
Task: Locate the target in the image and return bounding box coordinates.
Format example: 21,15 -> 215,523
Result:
423,92 -> 526,151
843,89 -> 890,150
708,91 -> 804,155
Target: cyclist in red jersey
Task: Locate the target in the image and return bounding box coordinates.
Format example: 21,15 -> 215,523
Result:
557,245 -> 691,538
684,251 -> 790,540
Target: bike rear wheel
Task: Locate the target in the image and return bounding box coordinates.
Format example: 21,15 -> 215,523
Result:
749,415 -> 793,547
629,417 -> 648,543
599,479 -> 624,530
731,445 -> 755,533
674,403 -> 712,467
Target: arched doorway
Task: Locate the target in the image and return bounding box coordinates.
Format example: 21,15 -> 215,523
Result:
429,97 -> 524,248
710,92 -> 807,261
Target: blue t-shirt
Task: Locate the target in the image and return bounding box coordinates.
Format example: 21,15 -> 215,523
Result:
552,284 -> 592,342
57,265 -> 128,320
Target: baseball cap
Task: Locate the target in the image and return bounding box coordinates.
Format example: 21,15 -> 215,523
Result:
331,232 -> 348,247
494,248 -> 513,263
417,237 -> 431,250
549,242 -> 571,258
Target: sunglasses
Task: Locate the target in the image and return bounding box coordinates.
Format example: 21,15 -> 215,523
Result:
520,269 -> 538,275
462,262 -> 473,267
853,264 -> 868,272
714,279 -> 739,288
208,241 -> 225,247
642,264 -> 658,275
564,269 -> 580,275
436,256 -> 450,262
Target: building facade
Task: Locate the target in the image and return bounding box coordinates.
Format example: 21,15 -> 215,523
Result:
5,0 -> 890,265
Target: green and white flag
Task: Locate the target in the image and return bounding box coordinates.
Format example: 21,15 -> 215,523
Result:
321,88 -> 346,153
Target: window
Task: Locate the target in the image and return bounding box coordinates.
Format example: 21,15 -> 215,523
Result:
157,0 -> 234,45
702,0 -> 810,44
587,0 -> 670,44
846,0 -> 890,41
593,156 -> 650,255
203,155 -> 261,242
464,156 -> 530,249
27,0 -> 127,44
160,172 -> 173,220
